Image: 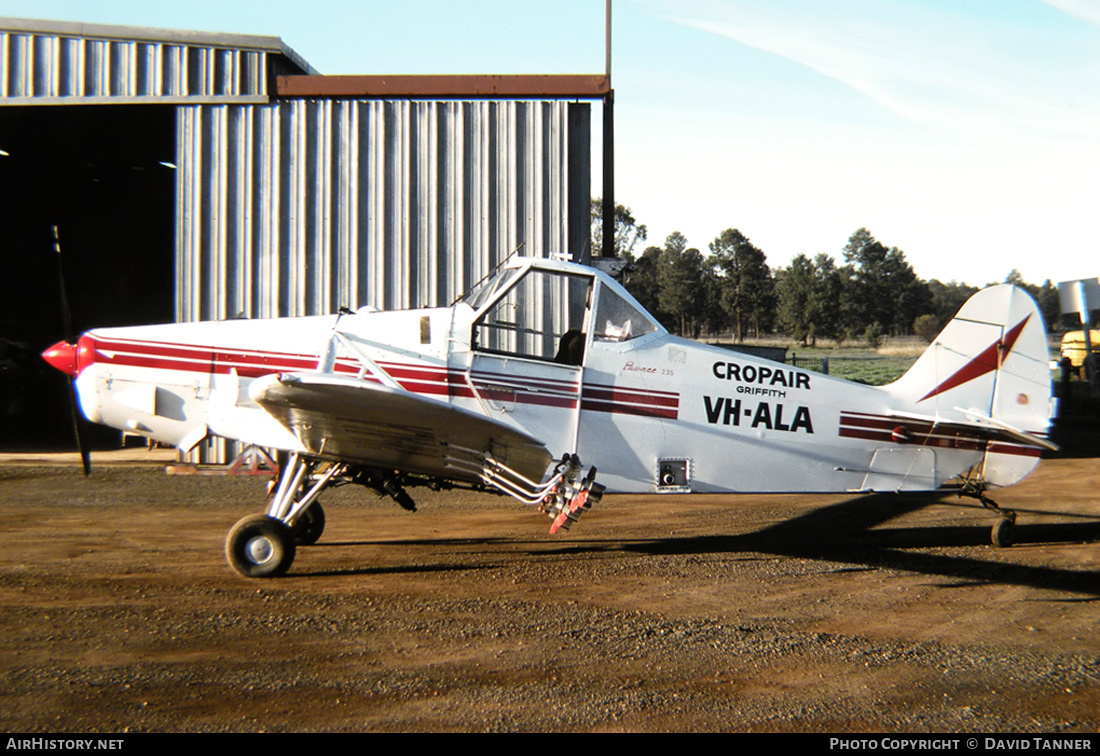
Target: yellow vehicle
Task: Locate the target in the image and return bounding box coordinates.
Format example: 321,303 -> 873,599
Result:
1060,329 -> 1100,368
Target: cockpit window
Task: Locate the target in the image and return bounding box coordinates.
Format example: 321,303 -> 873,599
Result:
593,285 -> 658,342
473,269 -> 592,363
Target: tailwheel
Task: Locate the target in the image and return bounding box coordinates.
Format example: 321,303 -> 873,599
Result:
292,503 -> 326,546
226,514 -> 296,578
958,474 -> 1017,548
991,513 -> 1016,548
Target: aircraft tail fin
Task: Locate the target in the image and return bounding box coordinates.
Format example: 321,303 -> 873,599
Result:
886,284 -> 1055,487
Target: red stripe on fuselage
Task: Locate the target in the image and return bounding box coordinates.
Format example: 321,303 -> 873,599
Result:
581,385 -> 679,408
838,411 -> 1045,458
580,398 -> 678,419
83,337 -> 681,419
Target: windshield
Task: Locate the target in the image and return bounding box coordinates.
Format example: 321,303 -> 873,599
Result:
456,267 -> 524,310
593,285 -> 659,342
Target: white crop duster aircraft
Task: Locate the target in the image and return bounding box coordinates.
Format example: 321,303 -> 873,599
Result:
42,256 -> 1057,577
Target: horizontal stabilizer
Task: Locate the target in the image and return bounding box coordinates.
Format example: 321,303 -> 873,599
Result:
952,406 -> 1059,452
886,408 -> 1058,452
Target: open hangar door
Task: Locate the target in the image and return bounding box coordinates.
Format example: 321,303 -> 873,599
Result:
0,104 -> 176,450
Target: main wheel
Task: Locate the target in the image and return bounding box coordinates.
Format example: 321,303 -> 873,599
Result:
292,503 -> 326,546
991,518 -> 1015,548
226,514 -> 296,577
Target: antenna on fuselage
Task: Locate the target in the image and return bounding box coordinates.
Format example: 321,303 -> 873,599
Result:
451,243 -> 527,306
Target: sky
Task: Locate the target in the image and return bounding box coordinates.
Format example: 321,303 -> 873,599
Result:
3,0 -> 1099,288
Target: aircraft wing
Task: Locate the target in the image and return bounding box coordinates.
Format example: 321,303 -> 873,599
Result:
886,408 -> 1058,452
249,372 -> 553,483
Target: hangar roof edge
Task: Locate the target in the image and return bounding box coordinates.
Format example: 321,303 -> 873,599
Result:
278,74 -> 610,100
0,16 -> 318,75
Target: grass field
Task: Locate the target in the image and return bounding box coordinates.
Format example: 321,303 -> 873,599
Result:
787,350 -> 920,385
713,336 -> 926,386
719,333 -> 1062,387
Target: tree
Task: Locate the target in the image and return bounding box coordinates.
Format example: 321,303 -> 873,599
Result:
776,254 -> 817,345
708,228 -> 774,341
812,253 -> 849,342
843,228 -> 931,336
913,313 -> 940,343
621,245 -> 665,325
590,198 -> 647,259
657,234 -> 706,337
775,252 -> 852,345
864,321 -> 884,348
1004,270 -> 1063,331
889,252 -> 934,335
664,230 -> 688,256
927,279 -> 978,327
1035,280 -> 1063,332
698,266 -> 727,337
843,228 -> 893,329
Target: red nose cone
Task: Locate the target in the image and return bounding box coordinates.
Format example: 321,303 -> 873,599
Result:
42,340 -> 80,377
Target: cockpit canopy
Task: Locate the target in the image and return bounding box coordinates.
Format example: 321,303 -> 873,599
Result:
458,258 -> 662,365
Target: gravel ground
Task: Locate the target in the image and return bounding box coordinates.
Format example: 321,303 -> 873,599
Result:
1,453 -> 1098,733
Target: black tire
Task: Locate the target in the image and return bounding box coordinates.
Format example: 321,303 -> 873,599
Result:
292,503 -> 326,546
991,518 -> 1015,548
225,514 -> 296,578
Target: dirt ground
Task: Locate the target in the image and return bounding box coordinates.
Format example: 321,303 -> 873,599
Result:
1,438 -> 1099,732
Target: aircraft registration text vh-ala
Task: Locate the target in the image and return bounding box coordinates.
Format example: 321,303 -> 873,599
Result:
42,255 -> 1058,577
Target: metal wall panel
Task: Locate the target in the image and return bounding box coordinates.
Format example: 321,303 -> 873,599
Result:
176,99 -> 591,322
0,25 -> 288,104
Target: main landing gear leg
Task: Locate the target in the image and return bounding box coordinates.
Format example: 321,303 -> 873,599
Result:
959,478 -> 1017,548
225,454 -> 342,577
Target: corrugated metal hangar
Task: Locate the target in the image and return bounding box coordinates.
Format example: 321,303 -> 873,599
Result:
0,16 -> 602,451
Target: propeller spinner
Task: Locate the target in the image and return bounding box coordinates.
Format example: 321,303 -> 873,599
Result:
41,336 -> 94,378
42,340 -> 79,377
